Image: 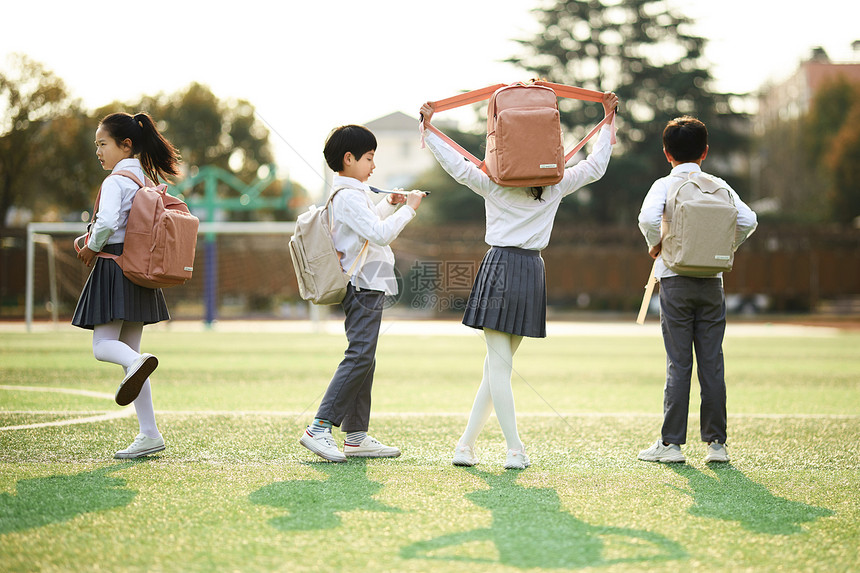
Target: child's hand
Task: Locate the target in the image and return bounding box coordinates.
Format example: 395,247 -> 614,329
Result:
406,190 -> 426,211
387,188 -> 407,205
419,102 -> 435,123
77,246 -> 97,267
648,243 -> 661,259
602,91 -> 619,116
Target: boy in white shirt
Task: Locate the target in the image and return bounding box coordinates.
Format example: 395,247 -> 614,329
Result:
637,116 -> 757,464
299,125 -> 426,462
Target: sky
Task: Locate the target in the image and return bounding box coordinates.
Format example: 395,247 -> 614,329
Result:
2,0 -> 858,194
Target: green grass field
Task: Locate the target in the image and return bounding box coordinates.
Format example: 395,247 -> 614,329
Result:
1,322 -> 859,572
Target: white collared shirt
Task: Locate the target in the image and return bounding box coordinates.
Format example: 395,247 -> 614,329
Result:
329,175 -> 416,295
423,126 -> 614,250
87,158 -> 146,251
638,163 -> 758,279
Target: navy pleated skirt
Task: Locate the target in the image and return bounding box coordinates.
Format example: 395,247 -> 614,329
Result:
71,243 -> 170,330
462,246 -> 547,338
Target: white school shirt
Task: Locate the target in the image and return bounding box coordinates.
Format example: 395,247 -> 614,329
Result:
87,158 -> 147,251
329,175 -> 416,295
423,126 -> 614,250
637,163 -> 758,280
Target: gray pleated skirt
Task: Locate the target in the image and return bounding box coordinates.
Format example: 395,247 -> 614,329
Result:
71,243 -> 170,330
462,246 -> 547,338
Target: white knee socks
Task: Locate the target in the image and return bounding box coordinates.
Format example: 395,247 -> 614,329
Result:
459,329 -> 524,451
458,355 -> 494,447
93,321 -> 139,368
93,320 -> 160,439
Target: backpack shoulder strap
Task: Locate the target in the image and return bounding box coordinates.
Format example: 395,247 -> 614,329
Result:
326,185 -> 369,275
421,81 -> 617,168
664,173 -> 693,222
326,185 -> 351,207
531,82 -> 618,161
690,172 -> 734,202
420,83 -> 507,171
111,170 -> 145,188
77,170 -> 145,258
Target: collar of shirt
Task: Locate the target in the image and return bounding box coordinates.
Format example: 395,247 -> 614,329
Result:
112,158 -> 143,174
669,162 -> 702,176
332,175 -> 370,193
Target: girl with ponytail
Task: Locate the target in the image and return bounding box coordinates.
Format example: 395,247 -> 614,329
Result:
72,111 -> 181,459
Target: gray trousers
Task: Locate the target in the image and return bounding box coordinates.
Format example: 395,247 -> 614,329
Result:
316,283 -> 384,432
658,276 -> 727,444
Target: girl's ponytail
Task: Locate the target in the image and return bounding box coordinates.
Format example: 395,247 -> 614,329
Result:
132,112 -> 181,183
99,112 -> 181,183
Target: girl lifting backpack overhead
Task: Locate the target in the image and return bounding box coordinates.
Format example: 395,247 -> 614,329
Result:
420,82 -> 619,470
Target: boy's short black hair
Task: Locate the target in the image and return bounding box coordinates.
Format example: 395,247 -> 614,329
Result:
663,116 -> 708,163
323,125 -> 377,172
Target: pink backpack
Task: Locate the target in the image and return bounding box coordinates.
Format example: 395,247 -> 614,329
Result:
421,81 -> 616,187
76,171 -> 199,289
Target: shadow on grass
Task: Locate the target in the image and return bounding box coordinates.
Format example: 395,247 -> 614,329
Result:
0,462 -> 138,534
401,469 -> 686,569
249,459 -> 401,531
667,463 -> 834,534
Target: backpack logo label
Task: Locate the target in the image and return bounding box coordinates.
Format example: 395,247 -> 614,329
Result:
539,164 -> 558,169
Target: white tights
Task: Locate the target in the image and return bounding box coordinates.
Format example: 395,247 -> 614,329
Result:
459,328 -> 524,451
92,320 -> 160,439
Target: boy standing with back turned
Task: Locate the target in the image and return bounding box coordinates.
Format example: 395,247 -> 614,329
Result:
636,116 -> 757,464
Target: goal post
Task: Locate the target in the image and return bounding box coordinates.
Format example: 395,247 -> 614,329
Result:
24,221 -> 300,332
25,222 -> 82,331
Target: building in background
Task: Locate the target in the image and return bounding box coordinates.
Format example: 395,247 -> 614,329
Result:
756,43 -> 860,132
365,112 -> 435,190
752,43 -> 860,217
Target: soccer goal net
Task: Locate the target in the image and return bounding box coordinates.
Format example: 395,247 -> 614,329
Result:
23,221 -> 314,330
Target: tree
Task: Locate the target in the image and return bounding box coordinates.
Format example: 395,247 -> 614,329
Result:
0,54 -> 69,227
755,116 -> 819,222
807,78 -> 860,224
506,0 -> 750,224
409,129 -> 487,224
139,83 -> 274,182
34,106 -> 107,220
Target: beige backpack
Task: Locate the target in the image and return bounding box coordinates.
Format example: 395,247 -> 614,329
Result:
289,187 -> 368,305
661,172 -> 738,277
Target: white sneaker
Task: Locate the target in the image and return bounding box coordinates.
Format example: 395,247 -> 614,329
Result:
452,443 -> 479,467
343,435 -> 401,458
704,441 -> 730,463
116,353 -> 158,406
299,428 -> 346,462
638,439 -> 686,463
114,433 -> 165,459
504,448 -> 530,470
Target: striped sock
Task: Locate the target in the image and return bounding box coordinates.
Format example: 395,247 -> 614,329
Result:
345,431 -> 367,447
308,419 -> 332,436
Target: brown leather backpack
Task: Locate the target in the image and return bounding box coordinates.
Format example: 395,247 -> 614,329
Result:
421,81 -> 616,187
76,171 -> 199,289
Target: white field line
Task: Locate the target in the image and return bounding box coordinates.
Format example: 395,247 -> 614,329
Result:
0,409 -> 134,431
3,407 -> 857,424
0,385 -> 134,431
0,385 -> 114,400
2,384 -> 857,433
